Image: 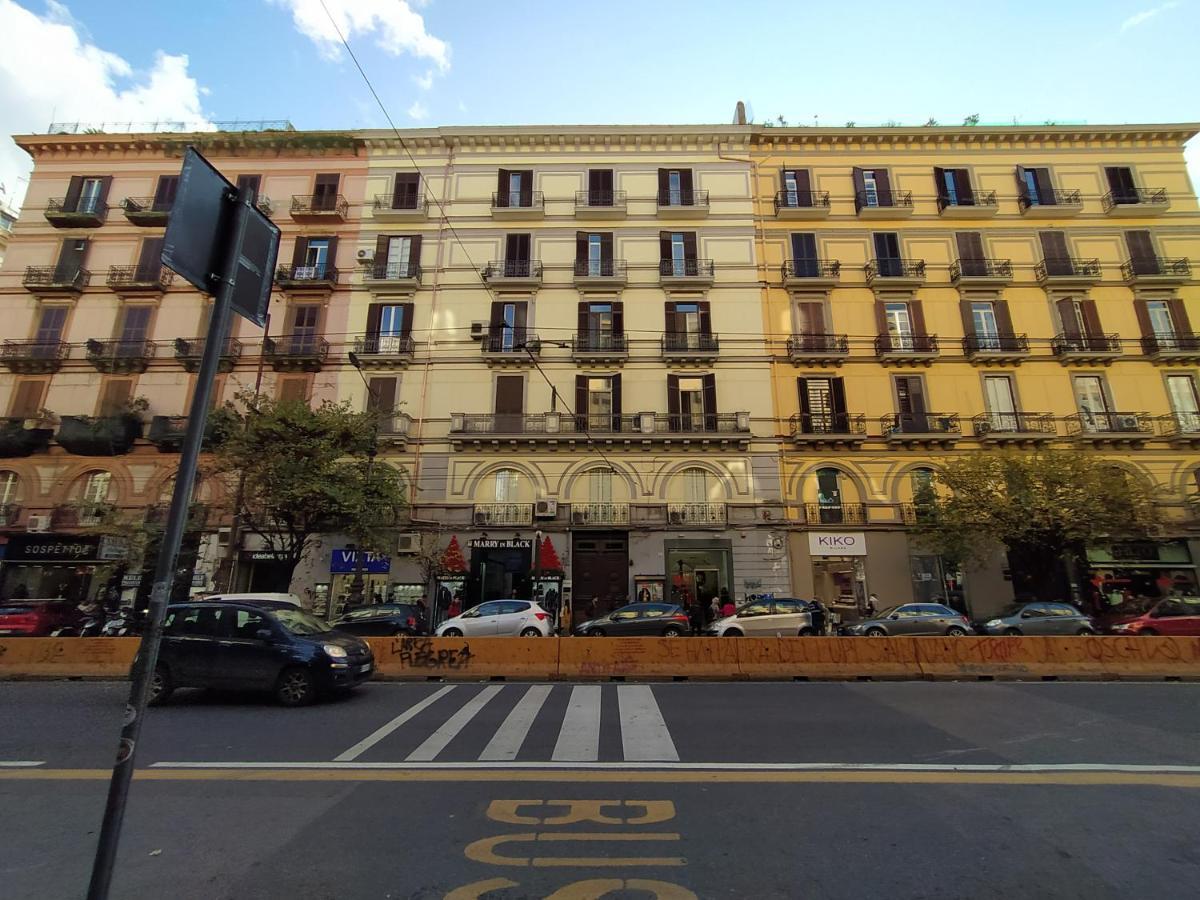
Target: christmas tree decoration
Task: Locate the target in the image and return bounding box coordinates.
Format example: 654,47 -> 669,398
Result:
439,535 -> 468,573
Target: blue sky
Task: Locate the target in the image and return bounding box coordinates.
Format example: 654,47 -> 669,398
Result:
1,0 -> 1198,207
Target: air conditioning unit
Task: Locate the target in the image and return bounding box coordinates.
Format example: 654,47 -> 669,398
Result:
571,509 -> 589,525
534,499 -> 557,518
27,514 -> 51,533
470,321 -> 486,340
356,249 -> 371,260
473,509 -> 490,526
395,533 -> 418,554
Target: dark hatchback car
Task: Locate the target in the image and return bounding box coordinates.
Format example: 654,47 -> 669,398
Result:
333,603 -> 427,636
573,602 -> 692,637
150,600 -> 373,706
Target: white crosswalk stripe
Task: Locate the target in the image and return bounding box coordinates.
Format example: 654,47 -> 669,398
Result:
334,685 -> 456,762
479,684 -> 553,761
552,685 -> 603,761
406,685 -> 504,761
618,685 -> 679,762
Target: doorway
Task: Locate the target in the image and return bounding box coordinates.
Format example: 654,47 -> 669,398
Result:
571,532 -> 629,620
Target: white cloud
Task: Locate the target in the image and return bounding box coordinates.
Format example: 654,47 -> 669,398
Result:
271,0 -> 449,71
413,69 -> 434,91
0,0 -> 211,210
407,99 -> 428,121
1120,1 -> 1180,30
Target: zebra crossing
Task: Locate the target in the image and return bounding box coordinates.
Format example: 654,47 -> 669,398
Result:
335,684 -> 679,764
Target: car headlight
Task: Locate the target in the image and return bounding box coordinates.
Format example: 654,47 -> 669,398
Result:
985,619 -> 1001,627
1111,623 -> 1132,632
323,643 -> 348,659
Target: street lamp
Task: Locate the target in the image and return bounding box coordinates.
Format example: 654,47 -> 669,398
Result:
347,351 -> 380,615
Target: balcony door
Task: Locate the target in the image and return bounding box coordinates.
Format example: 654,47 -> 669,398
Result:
312,174 -> 340,211
1166,375 -> 1200,433
791,233 -> 819,277
971,301 -> 1001,350
587,376 -> 614,432
816,468 -> 843,524
1039,231 -> 1073,275
1146,300 -> 1175,338
494,375 -> 524,434
385,236 -> 413,279
1105,166 -> 1137,204
116,306 -> 152,359
983,375 -> 1018,431
885,302 -> 914,351
587,169 -> 614,206
894,375 -> 928,432
303,239 -> 330,278
668,374 -> 716,433
490,301 -> 527,353
289,305 -> 319,353
504,233 -> 531,277
392,173 -> 419,209
956,231 -> 987,277
873,232 -> 902,276
795,301 -> 826,350
1073,375 -> 1110,432
1125,230 -> 1159,276
78,178 -> 104,213
671,232 -> 687,275
799,376 -> 847,434
862,170 -> 880,207
54,238 -> 88,283
34,306 -> 68,354
678,303 -> 701,348
582,303 -> 615,349
668,171 -> 683,206
378,305 -> 408,353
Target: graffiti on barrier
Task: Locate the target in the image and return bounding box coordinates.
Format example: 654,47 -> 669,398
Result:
393,637 -> 473,669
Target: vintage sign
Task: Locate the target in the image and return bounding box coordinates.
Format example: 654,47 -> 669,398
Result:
808,532 -> 867,556
330,548 -> 391,574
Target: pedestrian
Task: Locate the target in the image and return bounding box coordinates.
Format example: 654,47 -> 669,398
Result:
720,595 -> 736,618
709,596 -> 721,621
866,592 -> 879,616
447,595 -> 461,618
808,601 -> 826,635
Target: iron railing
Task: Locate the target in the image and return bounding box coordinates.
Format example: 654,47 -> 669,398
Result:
366,261 -> 421,281
973,412 -> 1056,436
1052,333 -> 1122,356
804,502 -> 867,525
291,193 -> 349,217
85,339 -> 156,366
1142,333 -> 1200,355
791,413 -> 867,436
354,334 -> 415,356
483,326 -> 539,354
120,196 -> 173,219
570,502 -> 631,526
875,333 -> 938,354
1036,257 -> 1102,281
662,332 -> 719,354
788,333 -> 849,355
1018,188 -> 1083,211
1101,187 -> 1168,211
1064,412 -> 1151,436
667,502 -> 725,525
900,503 -> 935,526
264,335 -> 330,361
275,264 -> 339,286
1156,412 -> 1200,436
492,191 -> 544,210
373,193 -> 425,212
377,412 -> 414,437
23,266 -> 90,292
882,413 -> 960,436
963,333 -> 1029,354
45,197 -> 107,223
950,258 -> 1013,281
1120,257 -> 1191,280
937,190 -> 998,212
573,259 -> 628,278
450,412 -> 749,436
575,190 -> 627,208
657,190 -> 710,208
1,340 -> 70,367
659,258 -> 715,278
774,190 -> 831,211
173,337 -> 243,369
572,333 -> 628,354
865,258 -> 925,282
144,502 -> 208,529
482,260 -> 543,280
782,259 -> 840,279
855,190 -> 913,211
473,503 -> 532,526
107,265 -> 174,290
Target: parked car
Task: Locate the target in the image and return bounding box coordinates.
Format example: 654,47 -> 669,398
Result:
705,597 -> 826,637
198,592 -> 304,607
574,602 -> 692,637
976,602 -> 1096,635
334,603 -> 427,636
436,600 -> 553,637
1108,596 -> 1200,636
842,603 -> 971,637
0,599 -> 81,636
150,600 -> 373,706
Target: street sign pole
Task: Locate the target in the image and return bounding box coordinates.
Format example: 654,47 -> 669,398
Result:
87,148 -> 277,899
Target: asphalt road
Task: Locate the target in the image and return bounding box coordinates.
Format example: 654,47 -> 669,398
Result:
2,680 -> 1199,899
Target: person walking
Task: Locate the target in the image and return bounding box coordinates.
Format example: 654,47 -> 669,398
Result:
446,594 -> 461,619
709,596 -> 721,621
866,593 -> 879,616
720,595 -> 736,619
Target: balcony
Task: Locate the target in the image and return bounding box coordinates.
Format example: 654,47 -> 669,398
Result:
787,333 -> 850,366
1155,412 -> 1200,447
0,417 -> 54,458
173,336 -> 243,373
1052,333 -> 1122,364
55,414 -> 143,456
774,190 -> 831,219
352,334 -> 416,368
1102,187 -> 1169,216
782,259 -> 840,289
377,412 -> 414,447
804,502 -> 867,526
85,339 -> 156,374
950,258 -> 1013,287
0,504 -> 20,527
855,191 -> 914,218
790,413 -> 867,447
656,190 -> 709,218
491,191 -> 544,220
572,332 -> 628,365
44,197 -> 107,228
661,331 -> 719,364
667,502 -> 725,527
481,260 -> 543,289
290,193 -> 348,221
147,415 -> 189,451
659,258 -> 715,289
1120,257 -> 1190,286
24,265 -> 89,296
372,194 -> 426,221
899,503 -> 935,526
275,264 -> 338,294
573,259 -> 628,289
364,260 -> 421,292
264,335 -> 329,372
875,333 -> 939,365
569,502 -> 631,527
972,412 -> 1057,443
55,503 -> 117,529
449,411 -> 751,450
143,502 -> 209,530
107,264 -> 174,295
574,190 -> 627,219
482,326 -> 540,365
120,196 -> 172,226
865,258 -> 925,288
1035,257 -> 1102,287
1141,333 -> 1200,364
473,503 -> 533,527
1,340 -> 70,374
1019,189 -> 1084,217
1064,412 -> 1152,444
938,191 -> 999,218
962,333 -> 1031,365
882,413 -> 960,446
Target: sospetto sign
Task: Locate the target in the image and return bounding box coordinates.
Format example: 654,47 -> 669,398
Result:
1,535 -> 102,562
808,532 -> 867,556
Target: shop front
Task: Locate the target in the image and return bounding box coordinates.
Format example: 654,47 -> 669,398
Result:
238,548 -> 294,593
465,537 -> 534,606
806,531 -> 868,613
665,538 -> 733,613
0,534 -> 127,603
1086,540 -> 1198,607
329,547 -> 392,609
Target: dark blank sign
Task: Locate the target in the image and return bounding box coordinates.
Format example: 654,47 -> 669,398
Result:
227,198 -> 279,327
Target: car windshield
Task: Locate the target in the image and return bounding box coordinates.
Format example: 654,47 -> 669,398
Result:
273,609 -> 332,635
874,606 -> 901,618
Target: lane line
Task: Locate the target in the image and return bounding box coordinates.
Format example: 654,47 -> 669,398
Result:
406,686 -> 504,761
149,761 -> 1200,773
0,761 -> 44,767
553,685 -> 602,761
479,684 -> 553,761
333,685 -> 456,762
618,685 -> 679,762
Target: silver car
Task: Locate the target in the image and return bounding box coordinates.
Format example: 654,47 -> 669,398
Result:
843,603 -> 970,637
976,602 -> 1096,636
705,597 -> 823,637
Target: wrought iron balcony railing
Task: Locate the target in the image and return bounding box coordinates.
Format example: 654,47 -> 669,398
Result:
1052,333 -> 1122,356
1156,412 -> 1200,437
855,190 -> 914,211
662,331 -> 719,354
24,266 -> 90,292
572,333 -> 628,354
875,333 -> 938,354
482,260 -> 543,280
804,502 -> 867,525
1064,412 -> 1151,436
1036,257 -> 1102,281
788,333 -> 849,355
791,412 -> 867,436
774,190 -> 831,211
173,337 -> 243,372
1141,333 -> 1200,355
1120,257 -> 1191,280
973,412 -> 1056,436
1101,187 -> 1168,211
264,335 -> 330,362
366,261 -> 421,281
950,258 -> 1013,281
354,334 -> 415,357
44,197 -> 107,226
483,326 -> 539,355
85,339 -> 156,372
667,502 -> 725,525
492,191 -> 544,210
373,193 -> 424,213
473,503 -> 533,526
1,340 -> 70,373
963,333 -> 1029,354
450,412 -> 750,437
865,258 -> 925,282
570,502 -> 631,526
275,264 -> 339,287
657,190 -> 710,208
290,193 -> 349,217
782,259 -> 840,279
120,196 -> 173,224
574,190 -> 628,209
1018,188 -> 1083,211
659,258 -> 715,278
107,265 -> 174,291
937,190 -> 998,212
882,413 -> 960,436
572,259 -> 628,278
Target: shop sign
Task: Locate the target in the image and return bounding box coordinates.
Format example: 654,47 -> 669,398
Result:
121,574 -> 142,588
330,548 -> 391,574
191,573 -> 207,587
98,535 -> 129,561
468,538 -> 533,550
2,535 -> 101,562
808,532 -> 866,556
240,549 -> 291,562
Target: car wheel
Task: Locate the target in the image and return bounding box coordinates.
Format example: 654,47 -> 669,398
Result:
275,667 -> 316,707
723,629 -> 743,637
1075,627 -> 1095,636
662,626 -> 684,637
442,627 -> 463,637
946,626 -> 968,637
589,628 -> 606,637
148,664 -> 173,706
1004,627 -> 1022,636
865,627 -> 887,637
519,627 -> 541,637
798,627 -> 815,637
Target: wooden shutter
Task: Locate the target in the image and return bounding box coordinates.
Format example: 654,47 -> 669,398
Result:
1034,168 -> 1055,205
99,379 -> 133,415
851,167 -> 865,211
829,378 -> 848,416
1106,167 -> 1135,197
874,300 -> 890,350
895,376 -> 926,415
612,302 -> 624,337
291,237 -> 309,269
1056,299 -> 1081,338
513,302 -> 528,331
136,237 -> 163,277
35,307 -> 67,343
367,376 -> 396,413
55,238 -> 87,277
119,307 -> 152,343
575,375 -> 587,429
1080,299 -> 1104,337
659,232 -> 672,262
409,235 -> 422,273
489,301 -> 505,329
1039,231 -> 1071,275
517,170 -> 533,207
954,169 -> 974,204
96,176 -> 113,209
995,299 -> 1015,336
365,303 -> 383,337
797,378 -> 812,417
63,176 -> 83,210
909,301 -> 927,337
875,169 -> 893,206
702,374 -> 717,428
657,169 -> 670,203
698,301 -> 712,335
796,301 -> 824,336
666,374 -> 681,423
600,233 -> 613,264
956,232 -> 986,276
575,232 -> 588,266
933,167 -> 949,207
494,375 -> 523,415
791,233 -> 817,262
313,174 -> 339,208
1014,166 -> 1029,205
959,299 -> 977,338
398,303 -> 415,338
577,302 -> 589,339
496,169 -> 511,206
506,233 -> 530,263
783,169 -> 812,205
153,175 -> 179,209
1168,298 -> 1193,334
325,237 -> 339,271
9,380 -> 46,417
664,301 -> 678,337
683,232 -> 698,261
611,374 -> 622,429
680,170 -> 694,204
277,377 -> 308,403
393,173 -> 419,208
1125,230 -> 1156,264
1133,300 -> 1153,339
374,235 -> 389,267
236,174 -> 261,202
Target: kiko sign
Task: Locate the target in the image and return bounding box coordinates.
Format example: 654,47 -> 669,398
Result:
808,532 -> 867,556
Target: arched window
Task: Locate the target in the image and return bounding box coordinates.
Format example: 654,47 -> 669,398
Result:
815,467 -> 843,524
588,468 -> 613,503
681,468 -> 708,503
911,467 -> 935,523
494,468 -> 519,503
0,471 -> 18,524
80,471 -> 112,505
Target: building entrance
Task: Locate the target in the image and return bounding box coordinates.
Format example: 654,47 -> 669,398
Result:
571,532 -> 628,621
466,538 -> 533,606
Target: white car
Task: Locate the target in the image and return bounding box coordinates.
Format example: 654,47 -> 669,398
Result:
436,600 -> 553,637
705,597 -> 823,637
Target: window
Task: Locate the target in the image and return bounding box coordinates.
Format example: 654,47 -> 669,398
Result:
494,469 -> 519,502
1018,167 -> 1057,207
683,468 -> 708,502
658,168 -> 694,206
894,376 -> 928,431
1146,300 -> 1175,338
366,376 -> 398,430
678,377 -> 705,431
503,233 -> 532,276
784,170 -> 800,205
587,169 -> 614,206
885,302 -> 913,351
509,172 -> 523,203
862,170 -> 879,207
34,306 -> 68,348
956,231 -> 987,276
497,169 -> 533,208
1125,230 -> 1159,275
81,471 -> 111,505
677,304 -> 700,344
171,606 -> 221,638
587,377 -> 613,428
0,471 -> 17,506
797,377 -> 847,433
117,305 -> 152,348
671,233 -> 686,275
385,236 -> 413,278
668,373 -> 715,431
873,232 -> 902,276
494,375 -> 523,432
589,468 -> 613,503
1105,166 -> 1138,204
983,375 -> 1019,431
501,303 -> 517,351
1073,375 -> 1110,431
277,377 -> 309,403
781,169 -> 812,207
1166,375 -> 1200,432
935,168 -> 974,208
971,301 -> 1000,348
152,175 -> 179,212
815,468 -> 843,524
392,173 -> 419,209
8,379 -> 46,418
224,608 -> 269,640
304,239 -> 330,276
1039,231 -> 1073,274
98,378 -> 133,416
791,233 -> 819,276
78,177 -> 104,213
290,306 -> 320,352
585,304 -> 613,342
312,174 -> 340,210
795,301 -> 826,342
943,169 -> 958,205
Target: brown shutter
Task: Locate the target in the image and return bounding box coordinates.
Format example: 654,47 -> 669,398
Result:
1056,299 -> 1081,338
909,302 -> 927,337
1039,231 -> 1071,275
367,376 -> 396,413
136,237 -> 163,277
325,237 -> 339,271
1034,169 -> 1055,205
35,307 -> 67,343
698,301 -> 712,335
657,169 -> 670,202
489,302 -> 504,329
1014,166 -> 1029,205
577,302 -> 589,339
702,374 -> 717,428
119,307 -> 152,343
667,374 -> 680,423
793,169 -> 812,194
830,378 -> 848,416
610,374 -> 622,429
659,232 -> 672,262
236,174 -> 261,203
496,169 -> 510,206
99,379 -> 133,415
955,169 -> 974,204
1168,298 -> 1192,334
399,303 -> 415,338
393,173 -> 418,208
995,299 -> 1015,336
600,232 -> 613,264
513,302 -> 528,331
63,176 -> 83,210
875,169 -> 893,206
55,238 -> 88,277
612,301 -> 624,337
153,175 -> 179,209
518,170 -> 533,207
313,174 -> 339,210
956,231 -> 984,260
494,375 -> 523,416
374,234 -> 389,267
851,167 -> 865,211
680,170 -> 694,204
874,300 -> 890,350
575,375 -> 587,429
366,303 -> 383,337
9,380 -> 46,417
959,299 -> 976,338
797,301 -> 824,336
664,301 -> 678,337
1125,230 -> 1156,268
1133,300 -> 1153,339
278,377 -> 308,403
1080,299 -> 1103,337
291,237 -> 309,269
576,232 -> 588,266
797,378 -> 812,417
683,232 -> 698,261
408,235 -> 422,274
933,167 -> 948,207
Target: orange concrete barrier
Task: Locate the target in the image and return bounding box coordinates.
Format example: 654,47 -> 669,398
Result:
0,637 -> 139,678
559,636 -> 741,679
737,637 -> 921,679
914,635 -> 1200,679
367,636 -> 559,680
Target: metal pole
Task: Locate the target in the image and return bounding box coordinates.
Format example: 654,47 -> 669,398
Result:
87,196 -> 241,900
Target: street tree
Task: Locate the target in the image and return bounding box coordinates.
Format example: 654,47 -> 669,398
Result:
208,392 -> 407,587
914,450 -> 1160,601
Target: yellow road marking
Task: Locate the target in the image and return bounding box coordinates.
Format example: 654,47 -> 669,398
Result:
464,831 -> 684,868
487,799 -> 676,826
1,768 -> 1199,787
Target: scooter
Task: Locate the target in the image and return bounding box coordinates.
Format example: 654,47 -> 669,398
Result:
51,615 -> 104,638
